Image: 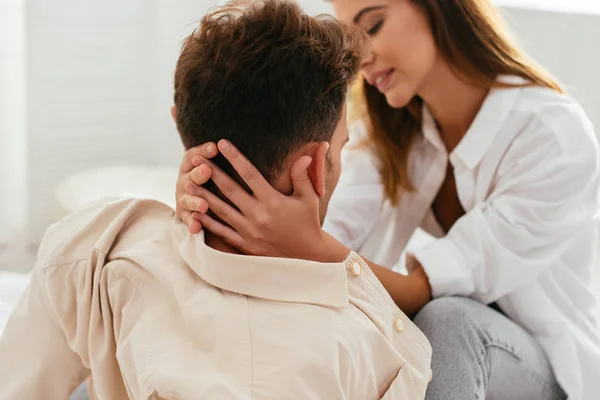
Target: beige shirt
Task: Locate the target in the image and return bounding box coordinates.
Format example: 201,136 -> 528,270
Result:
0,198 -> 431,400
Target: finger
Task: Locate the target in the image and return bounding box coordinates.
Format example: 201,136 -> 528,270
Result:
178,194 -> 209,213
189,214 -> 203,234
217,139 -> 277,201
290,156 -> 318,199
205,159 -> 258,215
195,212 -> 245,250
189,164 -> 212,186
180,210 -> 202,234
194,186 -> 250,233
180,142 -> 218,173
180,209 -> 194,226
185,181 -> 200,195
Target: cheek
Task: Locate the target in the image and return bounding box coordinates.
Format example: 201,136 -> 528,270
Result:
384,31 -> 437,107
392,26 -> 435,74
411,37 -> 437,76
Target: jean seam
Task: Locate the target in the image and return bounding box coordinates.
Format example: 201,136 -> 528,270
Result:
483,344 -> 566,398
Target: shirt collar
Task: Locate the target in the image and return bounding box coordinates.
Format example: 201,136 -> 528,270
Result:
422,75 -> 525,169
174,221 -> 349,308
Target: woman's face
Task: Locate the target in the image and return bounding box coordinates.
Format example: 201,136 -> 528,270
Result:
333,0 -> 439,108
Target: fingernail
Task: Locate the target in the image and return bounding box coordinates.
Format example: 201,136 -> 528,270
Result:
192,157 -> 203,166
218,140 -> 231,151
196,202 -> 205,212
206,143 -> 216,154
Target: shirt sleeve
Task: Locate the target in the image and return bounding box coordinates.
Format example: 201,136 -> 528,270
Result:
413,115 -> 600,304
0,264 -> 88,400
323,122 -> 385,251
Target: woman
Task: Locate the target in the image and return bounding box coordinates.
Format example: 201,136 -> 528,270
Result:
175,0 -> 600,398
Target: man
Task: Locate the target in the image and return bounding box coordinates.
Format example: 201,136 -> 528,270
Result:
0,1 -> 431,398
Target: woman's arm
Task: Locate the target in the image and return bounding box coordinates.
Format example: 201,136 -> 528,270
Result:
413,113 -> 599,304
186,139 -> 432,317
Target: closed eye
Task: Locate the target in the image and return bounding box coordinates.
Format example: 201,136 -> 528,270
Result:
367,20 -> 384,35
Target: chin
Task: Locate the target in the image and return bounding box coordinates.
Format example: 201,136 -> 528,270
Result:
384,86 -> 416,109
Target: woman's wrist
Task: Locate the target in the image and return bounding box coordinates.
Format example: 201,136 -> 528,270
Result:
309,233 -> 432,316
310,231 -> 351,263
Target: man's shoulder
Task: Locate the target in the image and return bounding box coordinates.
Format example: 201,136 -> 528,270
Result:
38,198 -> 176,268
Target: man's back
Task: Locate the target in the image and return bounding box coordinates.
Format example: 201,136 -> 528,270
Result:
0,198 -> 431,399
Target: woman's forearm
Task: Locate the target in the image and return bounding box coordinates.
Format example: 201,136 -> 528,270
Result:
317,232 -> 432,318
367,262 -> 432,318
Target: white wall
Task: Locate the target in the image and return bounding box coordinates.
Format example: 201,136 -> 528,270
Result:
0,0 -> 27,245
297,0 -> 333,15
16,0 -> 334,245
22,0 -> 222,244
499,4 -> 600,131
8,0 -> 600,246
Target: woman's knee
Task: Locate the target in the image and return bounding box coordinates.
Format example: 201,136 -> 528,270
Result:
414,297 -> 482,332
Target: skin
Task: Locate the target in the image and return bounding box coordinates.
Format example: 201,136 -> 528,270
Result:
175,0 -> 491,317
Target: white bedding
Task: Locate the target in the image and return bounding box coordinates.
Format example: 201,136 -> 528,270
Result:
0,272 -> 31,336
0,301 -> 12,336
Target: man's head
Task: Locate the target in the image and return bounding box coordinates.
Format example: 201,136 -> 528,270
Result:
172,0 -> 364,222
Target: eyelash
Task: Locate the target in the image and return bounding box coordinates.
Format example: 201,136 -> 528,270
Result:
367,20 -> 384,35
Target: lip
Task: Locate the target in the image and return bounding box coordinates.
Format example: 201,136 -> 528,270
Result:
367,68 -> 395,93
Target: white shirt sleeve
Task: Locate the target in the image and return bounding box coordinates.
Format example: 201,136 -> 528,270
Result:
413,114 -> 600,304
323,123 -> 385,251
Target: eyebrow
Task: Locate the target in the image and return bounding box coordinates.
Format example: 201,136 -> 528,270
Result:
353,5 -> 387,24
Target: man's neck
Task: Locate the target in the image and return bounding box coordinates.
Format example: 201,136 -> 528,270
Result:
204,231 -> 245,255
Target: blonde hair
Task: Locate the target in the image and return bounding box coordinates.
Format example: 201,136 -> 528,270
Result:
352,0 -> 562,204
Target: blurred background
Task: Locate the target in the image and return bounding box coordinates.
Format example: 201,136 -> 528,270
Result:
0,0 -> 599,275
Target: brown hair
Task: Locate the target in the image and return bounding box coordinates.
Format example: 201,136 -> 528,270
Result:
352,0 -> 562,204
174,0 -> 363,188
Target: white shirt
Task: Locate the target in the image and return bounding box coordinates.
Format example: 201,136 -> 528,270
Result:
324,76 -> 600,400
0,199 -> 432,400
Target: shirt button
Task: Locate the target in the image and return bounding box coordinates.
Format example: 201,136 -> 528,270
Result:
350,260 -> 362,276
394,317 -> 405,332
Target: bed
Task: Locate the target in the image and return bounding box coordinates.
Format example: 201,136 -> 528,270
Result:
0,271 -> 31,336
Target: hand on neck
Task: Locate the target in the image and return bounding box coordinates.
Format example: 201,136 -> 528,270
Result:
204,230 -> 244,255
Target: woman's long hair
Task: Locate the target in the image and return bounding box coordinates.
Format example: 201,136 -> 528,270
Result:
353,0 -> 562,204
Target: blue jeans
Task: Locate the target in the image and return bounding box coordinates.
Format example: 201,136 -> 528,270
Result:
414,297 -> 567,400
70,382 -> 88,400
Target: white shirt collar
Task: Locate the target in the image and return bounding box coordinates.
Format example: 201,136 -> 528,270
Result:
422,75 -> 526,169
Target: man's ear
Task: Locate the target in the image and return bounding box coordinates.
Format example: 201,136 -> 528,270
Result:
170,105 -> 177,122
306,141 -> 330,199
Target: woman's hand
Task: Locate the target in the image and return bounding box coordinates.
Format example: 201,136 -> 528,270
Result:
189,140 -> 350,262
175,142 -> 219,233
185,139 -> 431,315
